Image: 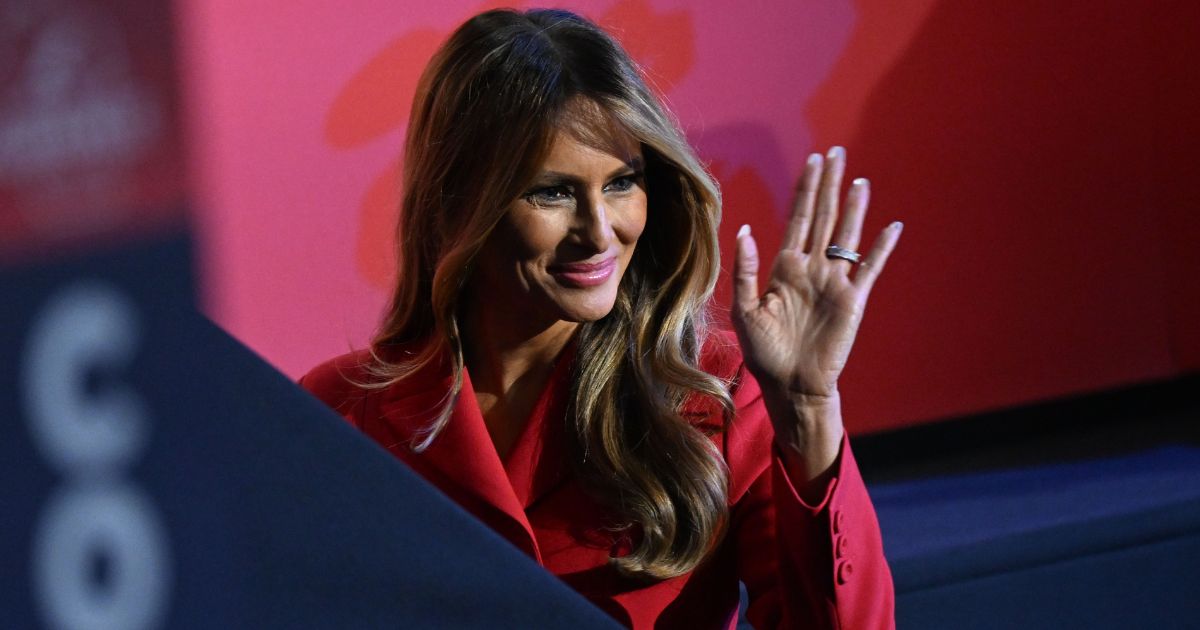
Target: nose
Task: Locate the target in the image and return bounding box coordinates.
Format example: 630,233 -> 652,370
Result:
575,192 -> 615,253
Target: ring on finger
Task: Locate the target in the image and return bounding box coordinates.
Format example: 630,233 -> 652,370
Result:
825,245 -> 862,264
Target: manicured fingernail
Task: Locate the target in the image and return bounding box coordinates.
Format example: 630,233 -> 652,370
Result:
891,221 -> 904,231
828,146 -> 845,159
853,177 -> 869,187
737,224 -> 751,239
807,153 -> 822,167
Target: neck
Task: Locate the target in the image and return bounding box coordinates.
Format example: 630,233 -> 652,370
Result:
460,306 -> 577,460
461,308 -> 578,398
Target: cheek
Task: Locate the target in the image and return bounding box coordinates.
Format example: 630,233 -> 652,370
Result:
503,207 -> 570,263
617,193 -> 649,247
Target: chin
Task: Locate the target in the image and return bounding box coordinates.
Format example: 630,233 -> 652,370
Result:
555,301 -> 618,323
549,288 -> 620,323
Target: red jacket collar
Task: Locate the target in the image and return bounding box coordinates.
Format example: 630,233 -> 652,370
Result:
373,338 -> 577,562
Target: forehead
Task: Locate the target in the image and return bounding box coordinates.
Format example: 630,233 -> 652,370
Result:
541,98 -> 643,170
538,129 -> 643,174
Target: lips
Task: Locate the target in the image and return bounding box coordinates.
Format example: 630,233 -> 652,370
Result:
548,257 -> 617,288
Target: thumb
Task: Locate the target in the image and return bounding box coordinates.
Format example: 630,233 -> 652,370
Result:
733,224 -> 760,316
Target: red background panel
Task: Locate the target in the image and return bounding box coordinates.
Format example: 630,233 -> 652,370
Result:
1154,1 -> 1200,373
813,0 -> 1185,431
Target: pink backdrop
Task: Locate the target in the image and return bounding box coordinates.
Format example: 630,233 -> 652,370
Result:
177,0 -> 1200,434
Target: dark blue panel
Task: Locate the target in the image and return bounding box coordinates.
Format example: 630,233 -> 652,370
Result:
875,446 -> 1200,629
896,532 -> 1200,630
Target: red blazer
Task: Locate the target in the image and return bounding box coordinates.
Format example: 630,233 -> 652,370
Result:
300,332 -> 894,629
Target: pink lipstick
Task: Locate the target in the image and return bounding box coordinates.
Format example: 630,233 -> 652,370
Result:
549,257 -> 617,288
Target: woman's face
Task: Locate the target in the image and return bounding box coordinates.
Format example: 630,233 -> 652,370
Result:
471,123 -> 648,329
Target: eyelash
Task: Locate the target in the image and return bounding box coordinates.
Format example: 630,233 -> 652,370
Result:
523,172 -> 643,205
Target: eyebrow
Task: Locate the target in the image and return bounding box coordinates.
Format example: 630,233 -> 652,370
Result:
532,157 -> 645,186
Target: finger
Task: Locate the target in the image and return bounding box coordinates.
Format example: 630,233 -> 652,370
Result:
833,177 -> 870,253
854,221 -> 903,296
733,224 -> 760,316
781,153 -> 822,252
807,146 -> 846,253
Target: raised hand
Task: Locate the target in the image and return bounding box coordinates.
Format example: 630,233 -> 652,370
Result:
731,146 -> 902,480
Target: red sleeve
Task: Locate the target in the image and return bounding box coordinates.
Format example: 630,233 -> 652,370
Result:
725,362 -> 895,630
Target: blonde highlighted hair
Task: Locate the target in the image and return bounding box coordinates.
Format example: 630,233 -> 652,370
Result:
364,8 -> 734,579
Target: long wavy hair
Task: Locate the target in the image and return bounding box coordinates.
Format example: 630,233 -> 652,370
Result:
364,8 -> 734,580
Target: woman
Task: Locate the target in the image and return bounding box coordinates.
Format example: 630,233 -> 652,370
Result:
301,8 -> 901,629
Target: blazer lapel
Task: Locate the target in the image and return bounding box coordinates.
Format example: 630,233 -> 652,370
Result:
502,341 -> 575,510
374,346 -> 540,560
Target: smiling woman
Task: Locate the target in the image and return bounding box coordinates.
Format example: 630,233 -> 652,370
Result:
299,7 -> 898,629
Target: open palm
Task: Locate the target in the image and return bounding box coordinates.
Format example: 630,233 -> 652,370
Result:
732,147 -> 902,399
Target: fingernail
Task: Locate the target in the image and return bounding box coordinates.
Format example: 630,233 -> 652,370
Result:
807,153 -> 822,167
853,177 -> 869,187
827,146 -> 845,159
892,221 -> 904,231
737,224 -> 751,239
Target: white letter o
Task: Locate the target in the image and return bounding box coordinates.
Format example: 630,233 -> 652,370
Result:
32,483 -> 171,630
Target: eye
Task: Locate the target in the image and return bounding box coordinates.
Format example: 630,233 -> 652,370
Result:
604,172 -> 643,194
523,185 -> 573,206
